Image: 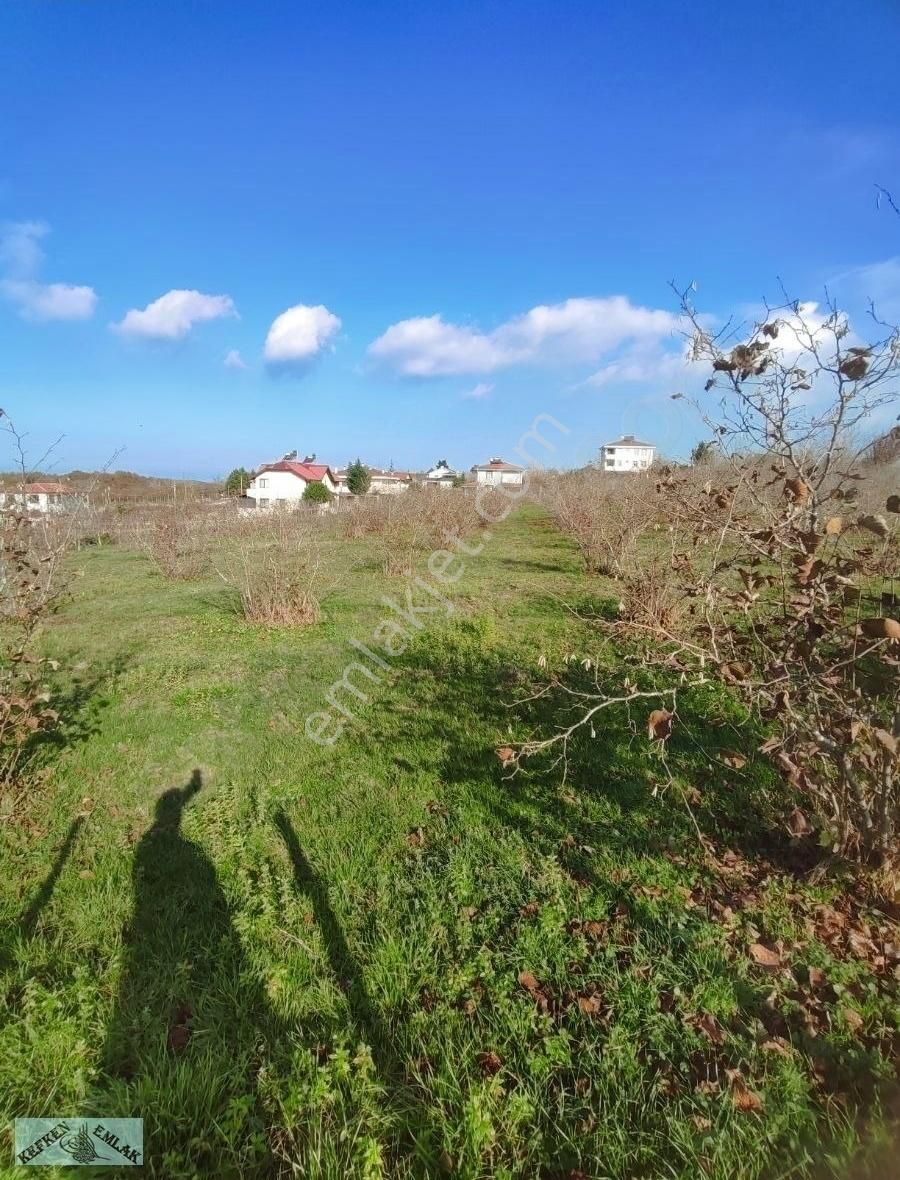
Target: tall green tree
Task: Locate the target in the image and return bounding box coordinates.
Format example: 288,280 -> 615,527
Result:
346,458 -> 371,495
224,467 -> 252,496
690,440 -> 716,466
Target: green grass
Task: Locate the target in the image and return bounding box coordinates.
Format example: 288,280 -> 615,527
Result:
1,506 -> 897,1179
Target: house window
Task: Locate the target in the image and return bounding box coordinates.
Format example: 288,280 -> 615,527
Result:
276,498 -> 286,505
27,494 -> 39,503
259,498 -> 270,507
258,478 -> 268,488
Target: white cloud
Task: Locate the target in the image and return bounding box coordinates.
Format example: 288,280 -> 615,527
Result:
367,296 -> 678,378
264,304 -> 341,372
461,381 -> 494,400
114,289 -> 236,340
224,348 -> 247,370
831,257 -> 900,324
0,220 -> 98,322
0,278 -> 97,322
0,220 -> 48,275
584,345 -> 690,389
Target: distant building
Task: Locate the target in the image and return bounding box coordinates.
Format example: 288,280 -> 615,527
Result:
246,460 -> 337,508
423,460 -> 458,490
472,457 -> 525,486
333,467 -> 412,495
599,435 -> 656,472
0,482 -> 85,514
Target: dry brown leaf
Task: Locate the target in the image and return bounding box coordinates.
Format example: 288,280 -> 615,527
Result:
721,750 -> 747,769
520,901 -> 540,919
842,1007 -> 864,1035
787,808 -> 813,837
785,477 -> 809,503
647,709 -> 674,742
761,1038 -> 792,1057
808,966 -> 826,988
495,746 -> 516,767
727,1069 -> 763,1113
406,828 -> 425,847
749,943 -> 782,970
692,1115 -> 713,1132
576,993 -> 604,1016
695,1011 -> 726,1045
477,1050 -> 503,1076
518,970 -> 540,993
873,729 -> 898,756
839,354 -> 869,380
824,516 -> 844,536
859,617 -> 900,640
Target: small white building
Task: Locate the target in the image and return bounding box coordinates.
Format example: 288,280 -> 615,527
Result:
423,460 -> 458,490
472,457 -> 525,486
247,460 -> 337,508
599,435 -> 656,473
0,482 -> 85,514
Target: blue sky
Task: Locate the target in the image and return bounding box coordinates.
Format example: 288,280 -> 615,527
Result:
1,0 -> 899,479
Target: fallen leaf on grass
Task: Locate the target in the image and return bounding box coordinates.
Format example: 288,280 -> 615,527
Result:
78,869 -> 95,880
518,970 -> 541,993
167,1003 -> 193,1054
520,901 -> 541,919
406,828 -> 425,847
808,966 -> 826,988
495,746 -> 516,767
761,1038 -> 792,1057
692,1115 -> 712,1132
693,1012 -> 726,1045
477,1050 -> 502,1076
576,992 -> 604,1017
721,750 -> 747,769
842,1007 -> 864,1035
647,709 -> 674,742
749,943 -> 782,970
787,808 -> 813,837
727,1069 -> 763,1113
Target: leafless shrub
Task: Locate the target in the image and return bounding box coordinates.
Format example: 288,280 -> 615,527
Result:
514,292 -> 900,867
136,506 -> 211,580
213,513 -> 329,626
340,488 -> 481,574
544,466 -> 658,576
0,412 -> 73,807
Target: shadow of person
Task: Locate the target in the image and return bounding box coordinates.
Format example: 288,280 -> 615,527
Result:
99,771 -> 279,1176
0,815 -> 85,974
273,810 -> 431,1166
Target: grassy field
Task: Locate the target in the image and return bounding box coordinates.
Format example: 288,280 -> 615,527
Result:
1,505 -> 897,1178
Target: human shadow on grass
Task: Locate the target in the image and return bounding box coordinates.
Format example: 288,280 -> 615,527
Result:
273,810 -> 434,1166
0,815 -> 85,974
100,770 -> 280,1176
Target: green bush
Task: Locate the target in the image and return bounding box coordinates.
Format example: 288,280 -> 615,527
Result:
302,481 -> 332,504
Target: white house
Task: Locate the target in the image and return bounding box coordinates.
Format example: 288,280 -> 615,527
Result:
599,435 -> 656,473
0,482 -> 85,514
423,460 -> 458,490
472,457 -> 525,486
247,460 -> 337,508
